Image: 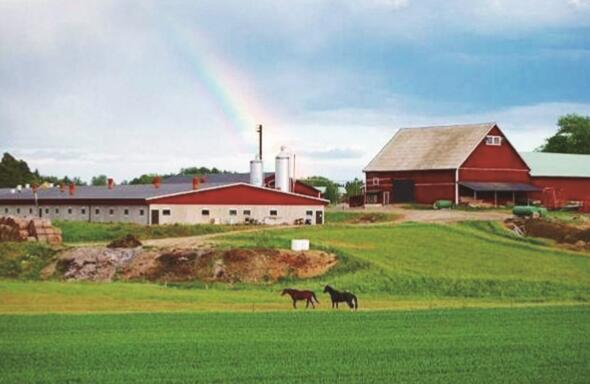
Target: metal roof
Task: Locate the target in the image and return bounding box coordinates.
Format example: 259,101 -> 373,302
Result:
0,182 -> 228,201
163,173 -> 273,184
364,123 -> 496,172
520,152 -> 590,178
460,181 -> 540,192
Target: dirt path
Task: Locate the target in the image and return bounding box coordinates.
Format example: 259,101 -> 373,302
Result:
143,225 -> 289,248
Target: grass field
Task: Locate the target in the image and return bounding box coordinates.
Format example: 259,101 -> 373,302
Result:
54,220 -> 241,243
325,210 -> 400,224
1,306 -> 588,383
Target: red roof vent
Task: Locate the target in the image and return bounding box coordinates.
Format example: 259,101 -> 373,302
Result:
69,183 -> 76,196
153,176 -> 161,189
107,178 -> 114,190
192,176 -> 200,190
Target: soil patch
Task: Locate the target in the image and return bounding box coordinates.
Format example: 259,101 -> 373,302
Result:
107,234 -> 142,249
505,218 -> 590,251
48,245 -> 337,283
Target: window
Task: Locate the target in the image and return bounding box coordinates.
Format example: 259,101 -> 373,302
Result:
55,208 -> 59,214
229,209 -> 237,216
139,209 -> 144,216
81,208 -> 86,215
16,208 -> 20,214
4,208 -> 7,214
109,209 -> 114,215
68,208 -> 72,215
201,209 -> 210,216
29,208 -> 33,214
485,135 -> 502,146
124,209 -> 129,216
372,177 -> 379,186
95,209 -> 100,215
270,210 -> 278,217
306,210 -> 313,216
45,208 -> 49,214
243,210 -> 251,216
162,209 -> 171,216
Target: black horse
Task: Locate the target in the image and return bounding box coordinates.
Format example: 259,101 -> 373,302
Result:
323,285 -> 358,310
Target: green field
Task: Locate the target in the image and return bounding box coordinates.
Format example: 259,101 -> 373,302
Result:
1,306 -> 588,383
54,220 -> 241,243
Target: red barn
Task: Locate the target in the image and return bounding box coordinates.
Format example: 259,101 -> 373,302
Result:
363,123 -> 539,206
520,152 -> 590,209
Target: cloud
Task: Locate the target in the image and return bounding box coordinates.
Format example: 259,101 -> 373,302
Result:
299,147 -> 365,160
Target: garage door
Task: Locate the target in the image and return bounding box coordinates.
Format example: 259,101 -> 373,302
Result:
392,180 -> 415,203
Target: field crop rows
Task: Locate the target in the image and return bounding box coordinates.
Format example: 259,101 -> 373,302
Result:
1,306 -> 588,383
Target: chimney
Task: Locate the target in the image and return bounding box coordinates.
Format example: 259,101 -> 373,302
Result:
69,183 -> 75,196
152,176 -> 161,189
107,178 -> 114,190
59,183 -> 65,193
192,176 -> 200,190
32,184 -> 38,193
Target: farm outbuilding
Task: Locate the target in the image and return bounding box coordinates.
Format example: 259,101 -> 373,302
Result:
0,181 -> 328,225
364,123 -> 538,206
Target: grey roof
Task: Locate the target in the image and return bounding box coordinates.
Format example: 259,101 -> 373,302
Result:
459,181 -> 539,192
164,173 -> 273,184
364,123 -> 496,172
0,182 -> 229,201
520,152 -> 590,178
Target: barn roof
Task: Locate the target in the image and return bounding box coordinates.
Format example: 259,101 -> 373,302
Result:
520,152 -> 590,178
0,183 -> 227,201
163,173 -> 272,184
364,122 -> 497,172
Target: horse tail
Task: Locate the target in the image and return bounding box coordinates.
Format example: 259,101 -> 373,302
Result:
312,292 -> 320,304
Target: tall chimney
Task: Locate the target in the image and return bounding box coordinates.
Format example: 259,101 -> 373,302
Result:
257,124 -> 263,160
69,183 -> 75,196
152,176 -> 161,189
107,178 -> 114,190
192,176 -> 200,190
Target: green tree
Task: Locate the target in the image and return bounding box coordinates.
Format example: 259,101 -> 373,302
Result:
91,175 -> 108,186
0,153 -> 36,188
345,178 -> 363,197
538,114 -> 590,154
301,176 -> 340,204
129,174 -> 161,185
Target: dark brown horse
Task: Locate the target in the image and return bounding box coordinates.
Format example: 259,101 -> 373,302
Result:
323,285 -> 358,310
281,288 -> 320,309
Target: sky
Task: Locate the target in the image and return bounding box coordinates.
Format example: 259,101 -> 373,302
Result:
1,0 -> 590,183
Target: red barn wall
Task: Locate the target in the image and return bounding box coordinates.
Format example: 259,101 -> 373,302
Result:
149,184 -> 326,206
459,126 -> 530,183
365,170 -> 455,204
529,177 -> 590,202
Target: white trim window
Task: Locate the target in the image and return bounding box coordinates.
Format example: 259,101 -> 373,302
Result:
201,209 -> 210,216
372,177 -> 380,186
229,209 -> 237,216
485,135 -> 502,146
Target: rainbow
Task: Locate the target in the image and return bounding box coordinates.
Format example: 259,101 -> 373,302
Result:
165,23 -> 284,155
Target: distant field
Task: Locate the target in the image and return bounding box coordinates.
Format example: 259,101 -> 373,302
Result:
54,220 -> 241,243
1,306 -> 588,383
325,210 -> 400,224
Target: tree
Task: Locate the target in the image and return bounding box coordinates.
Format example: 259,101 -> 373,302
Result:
0,153 -> 36,188
301,176 -> 341,204
345,178 -> 363,197
538,114 -> 590,154
91,175 -> 108,186
129,173 -> 161,185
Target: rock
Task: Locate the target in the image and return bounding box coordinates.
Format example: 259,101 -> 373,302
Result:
107,234 -> 142,249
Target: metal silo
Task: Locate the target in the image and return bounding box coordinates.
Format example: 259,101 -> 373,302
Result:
275,146 -> 291,192
250,155 -> 264,187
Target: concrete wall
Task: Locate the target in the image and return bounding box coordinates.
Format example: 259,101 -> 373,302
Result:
0,204 -> 149,224
148,204 -> 325,225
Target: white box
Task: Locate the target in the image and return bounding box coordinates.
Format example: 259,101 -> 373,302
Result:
291,239 -> 310,251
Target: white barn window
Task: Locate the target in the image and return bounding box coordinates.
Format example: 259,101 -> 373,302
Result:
485,135 -> 502,146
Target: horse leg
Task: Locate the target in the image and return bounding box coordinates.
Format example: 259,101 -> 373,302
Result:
306,299 -> 310,309
311,299 -> 315,309
336,302 -> 339,309
292,299 -> 297,309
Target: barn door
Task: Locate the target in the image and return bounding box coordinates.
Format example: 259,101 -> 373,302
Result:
392,180 -> 415,203
151,210 -> 159,225
315,210 -> 323,225
383,191 -> 390,205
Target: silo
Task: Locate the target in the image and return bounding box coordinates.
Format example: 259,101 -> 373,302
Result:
275,146 -> 291,192
250,155 -> 264,187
